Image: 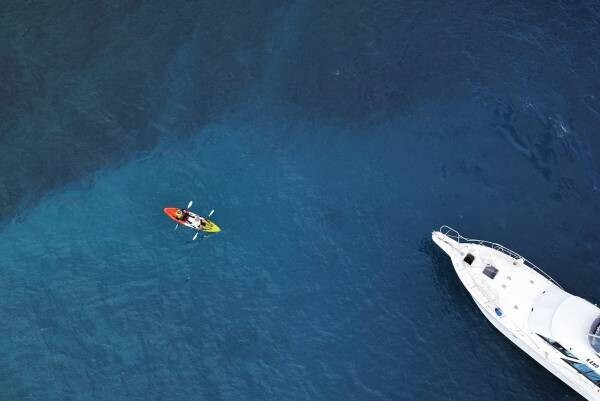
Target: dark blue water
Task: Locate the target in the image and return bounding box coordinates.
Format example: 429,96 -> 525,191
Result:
2,1 -> 600,400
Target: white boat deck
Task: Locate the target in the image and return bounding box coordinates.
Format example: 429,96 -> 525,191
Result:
432,226 -> 600,401
457,242 -> 554,326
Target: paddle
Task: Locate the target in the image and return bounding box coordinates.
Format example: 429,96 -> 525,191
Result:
208,209 -> 214,217
193,232 -> 199,241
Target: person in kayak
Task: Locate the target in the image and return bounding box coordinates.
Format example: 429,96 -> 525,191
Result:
175,209 -> 189,221
175,209 -> 208,228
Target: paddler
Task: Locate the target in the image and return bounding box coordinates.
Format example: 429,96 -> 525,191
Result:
175,209 -> 189,221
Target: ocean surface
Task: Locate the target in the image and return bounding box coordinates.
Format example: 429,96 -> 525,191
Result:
2,1 -> 600,400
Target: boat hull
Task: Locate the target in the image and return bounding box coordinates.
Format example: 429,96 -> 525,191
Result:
471,296 -> 598,400
433,228 -> 600,401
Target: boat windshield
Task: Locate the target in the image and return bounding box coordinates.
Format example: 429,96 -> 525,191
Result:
589,317 -> 600,353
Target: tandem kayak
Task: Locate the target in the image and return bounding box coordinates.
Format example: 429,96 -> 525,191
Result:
164,207 -> 221,233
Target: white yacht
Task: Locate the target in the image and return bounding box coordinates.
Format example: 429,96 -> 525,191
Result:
432,226 -> 600,401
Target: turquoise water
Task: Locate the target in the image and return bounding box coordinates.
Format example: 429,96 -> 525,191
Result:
2,1 -> 600,400
1,100 -> 594,400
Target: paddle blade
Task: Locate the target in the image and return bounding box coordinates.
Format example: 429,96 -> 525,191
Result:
174,224 -> 178,230
187,200 -> 193,209
193,232 -> 199,241
208,209 -> 214,217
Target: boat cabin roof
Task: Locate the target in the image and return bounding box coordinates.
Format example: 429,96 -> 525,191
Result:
529,286 -> 600,359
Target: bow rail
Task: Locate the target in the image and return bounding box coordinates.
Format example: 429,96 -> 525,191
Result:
438,225 -> 562,289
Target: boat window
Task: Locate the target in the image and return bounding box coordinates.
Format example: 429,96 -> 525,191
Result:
572,362 -> 593,373
464,253 -> 475,265
537,335 -> 578,359
482,265 -> 498,279
586,370 -> 600,382
562,359 -> 600,387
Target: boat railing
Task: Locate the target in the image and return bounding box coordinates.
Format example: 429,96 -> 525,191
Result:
439,225 -> 562,289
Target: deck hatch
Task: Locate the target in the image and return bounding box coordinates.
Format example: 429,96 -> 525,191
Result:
482,264 -> 498,279
463,253 -> 475,265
